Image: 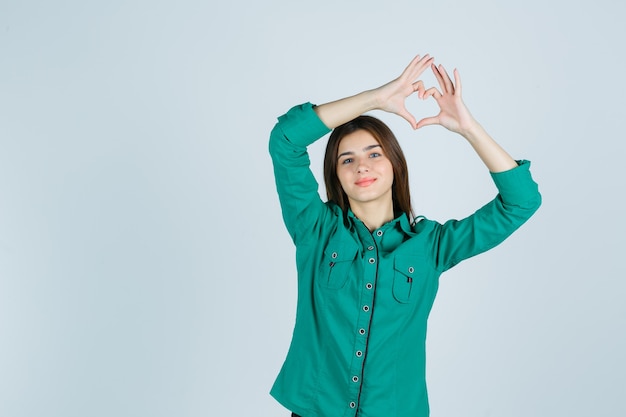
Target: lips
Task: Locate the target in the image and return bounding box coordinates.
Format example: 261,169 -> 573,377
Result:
355,178 -> 376,187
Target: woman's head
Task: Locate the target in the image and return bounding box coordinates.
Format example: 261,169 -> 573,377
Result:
323,115 -> 413,220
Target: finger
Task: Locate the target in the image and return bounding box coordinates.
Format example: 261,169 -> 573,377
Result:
430,63 -> 447,92
438,64 -> 454,94
402,54 -> 424,77
411,80 -> 425,98
397,108 -> 417,129
453,68 -> 462,96
416,116 -> 439,129
422,86 -> 442,100
405,54 -> 433,80
413,55 -> 434,78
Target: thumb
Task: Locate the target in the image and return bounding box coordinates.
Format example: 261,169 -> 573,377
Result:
397,108 -> 417,129
415,116 -> 439,130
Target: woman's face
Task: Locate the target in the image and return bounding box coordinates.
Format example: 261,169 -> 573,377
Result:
336,129 -> 394,209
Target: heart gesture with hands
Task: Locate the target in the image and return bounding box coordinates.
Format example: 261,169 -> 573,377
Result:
372,55 -> 478,137
313,53 -> 517,173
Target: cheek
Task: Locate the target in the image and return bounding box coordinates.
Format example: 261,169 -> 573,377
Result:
377,160 -> 393,176
385,161 -> 394,177
383,164 -> 395,185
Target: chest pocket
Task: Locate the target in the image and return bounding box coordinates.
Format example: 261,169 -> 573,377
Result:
392,255 -> 423,303
319,243 -> 359,289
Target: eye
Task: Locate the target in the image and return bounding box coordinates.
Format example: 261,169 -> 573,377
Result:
341,158 -> 353,165
369,152 -> 381,158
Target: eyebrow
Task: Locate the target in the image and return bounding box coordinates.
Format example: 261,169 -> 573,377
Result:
337,144 -> 381,160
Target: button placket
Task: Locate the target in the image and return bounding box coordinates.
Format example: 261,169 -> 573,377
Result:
347,234 -> 379,412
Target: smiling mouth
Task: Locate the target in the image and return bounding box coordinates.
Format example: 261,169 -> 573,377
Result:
355,178 -> 376,187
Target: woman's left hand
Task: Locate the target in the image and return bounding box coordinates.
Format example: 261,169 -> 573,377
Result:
416,64 -> 478,136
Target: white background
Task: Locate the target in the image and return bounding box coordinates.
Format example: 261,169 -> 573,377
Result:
1,1 -> 625,416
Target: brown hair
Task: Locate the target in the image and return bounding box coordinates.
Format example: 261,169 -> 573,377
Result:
323,115 -> 414,221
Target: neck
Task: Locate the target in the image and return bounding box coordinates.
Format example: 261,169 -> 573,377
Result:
349,199 -> 394,232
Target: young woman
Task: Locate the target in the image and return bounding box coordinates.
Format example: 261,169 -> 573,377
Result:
268,54 -> 541,417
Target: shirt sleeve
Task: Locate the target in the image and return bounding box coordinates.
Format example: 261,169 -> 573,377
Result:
433,160 -> 542,272
268,102 -> 333,244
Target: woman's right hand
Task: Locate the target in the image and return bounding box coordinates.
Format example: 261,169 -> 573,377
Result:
314,53 -> 434,130
373,54 -> 435,129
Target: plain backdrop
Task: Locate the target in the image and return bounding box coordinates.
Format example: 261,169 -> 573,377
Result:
1,1 -> 625,416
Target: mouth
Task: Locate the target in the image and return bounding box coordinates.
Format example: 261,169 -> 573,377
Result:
355,178 -> 376,187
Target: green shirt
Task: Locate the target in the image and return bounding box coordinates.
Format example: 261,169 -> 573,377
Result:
269,103 -> 541,417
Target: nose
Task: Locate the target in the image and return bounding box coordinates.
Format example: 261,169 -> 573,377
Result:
356,159 -> 370,173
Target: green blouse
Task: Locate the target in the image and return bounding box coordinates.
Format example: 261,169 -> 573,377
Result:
268,102 -> 541,417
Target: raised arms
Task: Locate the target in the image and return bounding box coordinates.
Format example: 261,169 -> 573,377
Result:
314,54 -> 518,173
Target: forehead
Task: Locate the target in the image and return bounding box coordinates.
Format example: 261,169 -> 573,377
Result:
337,130 -> 379,154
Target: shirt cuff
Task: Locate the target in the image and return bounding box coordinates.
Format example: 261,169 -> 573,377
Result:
276,102 -> 331,148
490,160 -> 540,204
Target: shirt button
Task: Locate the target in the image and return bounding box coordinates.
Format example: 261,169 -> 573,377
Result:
359,328 -> 366,335
356,350 -> 363,357
331,252 -> 338,259
376,230 -> 383,237
363,305 -> 369,312
408,266 -> 414,273
366,283 -> 373,289
367,245 -> 374,251
352,376 -> 359,382
349,402 -> 356,409
368,258 -> 375,264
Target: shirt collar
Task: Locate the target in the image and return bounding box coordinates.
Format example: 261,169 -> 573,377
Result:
346,208 -> 416,236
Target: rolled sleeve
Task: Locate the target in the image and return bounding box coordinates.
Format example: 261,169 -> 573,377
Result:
434,159 -> 541,271
490,160 -> 541,206
276,103 -> 331,148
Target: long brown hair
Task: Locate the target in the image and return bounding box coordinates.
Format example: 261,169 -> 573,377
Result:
323,115 -> 414,221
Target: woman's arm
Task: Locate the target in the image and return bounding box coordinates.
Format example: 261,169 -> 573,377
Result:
269,104 -> 331,243
314,54 -> 435,129
418,64 -> 517,173
414,63 -> 541,270
269,54 -> 434,243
